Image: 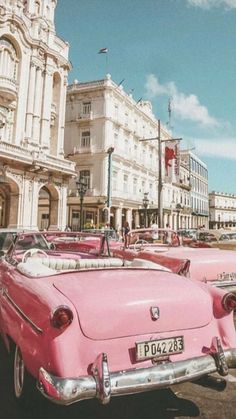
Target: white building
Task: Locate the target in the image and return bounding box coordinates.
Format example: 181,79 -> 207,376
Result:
65,75 -> 192,231
181,150 -> 209,228
209,191 -> 236,229
0,0 -> 75,230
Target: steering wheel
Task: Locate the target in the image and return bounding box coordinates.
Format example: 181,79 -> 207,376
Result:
134,239 -> 149,251
22,248 -> 49,263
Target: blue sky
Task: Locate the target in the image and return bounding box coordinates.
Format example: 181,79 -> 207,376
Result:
55,0 -> 236,193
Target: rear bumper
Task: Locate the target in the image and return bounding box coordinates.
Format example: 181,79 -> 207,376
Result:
37,338 -> 236,406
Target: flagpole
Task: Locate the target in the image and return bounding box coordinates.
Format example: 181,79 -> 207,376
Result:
106,52 -> 108,74
98,48 -> 109,76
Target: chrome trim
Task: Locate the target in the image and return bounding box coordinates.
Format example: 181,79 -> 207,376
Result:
37,344 -> 236,406
3,290 -> 43,334
150,306 -> 160,320
208,280 -> 236,293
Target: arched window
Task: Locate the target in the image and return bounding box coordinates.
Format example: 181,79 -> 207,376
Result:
0,37 -> 18,81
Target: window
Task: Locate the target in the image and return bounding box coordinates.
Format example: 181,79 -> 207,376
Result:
113,171 -> 117,191
133,178 -> 137,194
81,131 -> 90,148
83,102 -> 91,114
79,170 -> 90,189
123,175 -> 128,193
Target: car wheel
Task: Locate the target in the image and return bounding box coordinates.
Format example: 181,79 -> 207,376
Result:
12,345 -> 37,406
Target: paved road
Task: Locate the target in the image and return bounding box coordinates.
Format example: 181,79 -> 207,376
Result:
2,315 -> 236,419
0,342 -> 236,419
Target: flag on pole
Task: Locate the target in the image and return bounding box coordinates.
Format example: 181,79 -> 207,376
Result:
98,48 -> 108,54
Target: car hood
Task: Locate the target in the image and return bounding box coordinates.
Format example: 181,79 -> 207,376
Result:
53,268 -> 212,340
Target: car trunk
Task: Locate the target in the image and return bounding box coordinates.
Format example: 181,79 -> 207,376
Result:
53,269 -> 213,340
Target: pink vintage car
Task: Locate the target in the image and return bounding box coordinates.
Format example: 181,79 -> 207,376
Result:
44,230 -> 122,255
124,228 -> 236,293
1,232 -> 236,408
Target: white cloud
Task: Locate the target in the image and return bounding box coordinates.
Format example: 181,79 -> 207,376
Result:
186,0 -> 236,10
145,74 -> 219,127
195,138 -> 236,159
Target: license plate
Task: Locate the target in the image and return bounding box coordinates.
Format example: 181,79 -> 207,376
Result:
136,336 -> 184,361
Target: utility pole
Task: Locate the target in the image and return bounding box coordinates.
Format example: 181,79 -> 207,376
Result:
157,120 -> 163,229
140,119 -> 181,229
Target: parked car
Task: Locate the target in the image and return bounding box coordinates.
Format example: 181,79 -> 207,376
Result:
122,228 -> 236,293
45,230 -> 122,254
209,231 -> 236,250
1,231 -> 236,407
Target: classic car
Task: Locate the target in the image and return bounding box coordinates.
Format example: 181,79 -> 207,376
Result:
127,227 -> 181,248
122,228 -> 236,293
209,231 -> 236,250
44,230 -> 123,253
1,231 -> 236,408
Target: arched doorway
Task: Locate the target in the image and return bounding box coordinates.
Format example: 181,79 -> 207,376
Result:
38,184 -> 59,230
0,177 -> 19,227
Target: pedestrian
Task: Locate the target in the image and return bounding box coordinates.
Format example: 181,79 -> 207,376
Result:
123,221 -> 130,248
165,223 -> 172,244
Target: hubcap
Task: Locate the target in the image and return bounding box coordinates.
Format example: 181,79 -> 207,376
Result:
14,346 -> 25,398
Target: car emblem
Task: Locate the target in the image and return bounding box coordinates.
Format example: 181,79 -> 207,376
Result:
150,307 -> 160,320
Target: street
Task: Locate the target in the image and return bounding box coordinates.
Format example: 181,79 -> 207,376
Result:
0,343 -> 236,419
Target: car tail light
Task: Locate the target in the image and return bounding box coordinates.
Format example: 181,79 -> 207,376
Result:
51,306 -> 73,329
222,293 -> 236,312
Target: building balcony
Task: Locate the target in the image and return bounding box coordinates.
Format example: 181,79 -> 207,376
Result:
0,76 -> 18,104
76,111 -> 93,122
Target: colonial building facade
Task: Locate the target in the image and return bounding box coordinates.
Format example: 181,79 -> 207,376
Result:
65,75 -> 207,231
180,150 -> 209,229
209,191 -> 236,229
0,0 -> 75,230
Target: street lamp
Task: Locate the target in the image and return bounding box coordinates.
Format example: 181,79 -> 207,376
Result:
106,146 -> 115,226
143,192 -> 149,228
76,177 -> 87,231
176,203 -> 182,231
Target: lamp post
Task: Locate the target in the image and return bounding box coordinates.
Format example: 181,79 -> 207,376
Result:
176,203 -> 182,231
76,177 -> 87,231
143,192 -> 149,228
106,146 -> 115,226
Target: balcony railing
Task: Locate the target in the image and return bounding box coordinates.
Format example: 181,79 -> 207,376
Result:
0,76 -> 18,103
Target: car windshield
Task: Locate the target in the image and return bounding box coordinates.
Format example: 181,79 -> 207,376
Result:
44,231 -> 108,255
0,232 -> 17,251
82,229 -> 119,241
219,233 -> 236,241
14,233 -> 50,252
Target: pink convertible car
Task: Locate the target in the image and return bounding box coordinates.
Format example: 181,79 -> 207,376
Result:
0,232 -> 236,407
124,228 -> 236,293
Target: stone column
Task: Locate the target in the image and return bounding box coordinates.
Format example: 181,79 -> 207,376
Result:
126,208 -> 132,226
57,74 -> 67,156
114,207 -> 122,231
134,210 -> 140,228
32,66 -> 43,144
25,62 -> 36,140
40,68 -> 53,150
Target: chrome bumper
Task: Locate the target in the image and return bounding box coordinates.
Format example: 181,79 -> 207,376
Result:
37,339 -> 236,406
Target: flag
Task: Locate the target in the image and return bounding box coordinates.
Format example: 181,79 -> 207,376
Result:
164,140 -> 180,181
98,48 -> 108,54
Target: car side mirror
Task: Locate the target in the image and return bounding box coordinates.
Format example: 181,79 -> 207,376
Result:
50,243 -> 55,250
